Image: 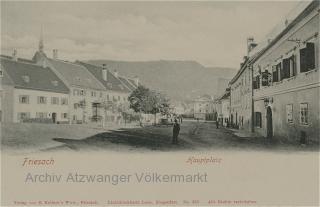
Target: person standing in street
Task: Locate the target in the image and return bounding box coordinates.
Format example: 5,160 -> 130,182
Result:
216,118 -> 219,129
172,119 -> 180,144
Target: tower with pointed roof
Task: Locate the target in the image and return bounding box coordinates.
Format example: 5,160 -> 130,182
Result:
32,26 -> 47,67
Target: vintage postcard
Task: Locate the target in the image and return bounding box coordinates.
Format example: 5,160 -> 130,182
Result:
0,0 -> 319,206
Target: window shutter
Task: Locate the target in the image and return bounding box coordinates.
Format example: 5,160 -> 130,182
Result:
300,47 -> 308,72
282,58 -> 290,79
306,43 -> 315,70
290,55 -> 296,76
272,66 -> 278,82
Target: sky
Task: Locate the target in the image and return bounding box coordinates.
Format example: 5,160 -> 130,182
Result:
0,1 -> 306,69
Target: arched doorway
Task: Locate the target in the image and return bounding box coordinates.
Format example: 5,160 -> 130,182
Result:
266,106 -> 273,139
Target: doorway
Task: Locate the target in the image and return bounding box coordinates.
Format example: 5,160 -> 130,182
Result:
266,107 -> 273,139
52,112 -> 57,123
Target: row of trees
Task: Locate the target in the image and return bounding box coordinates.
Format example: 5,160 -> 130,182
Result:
128,85 -> 170,125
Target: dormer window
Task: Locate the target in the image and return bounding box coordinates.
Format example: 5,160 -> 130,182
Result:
75,77 -> 81,81
51,80 -> 59,86
119,84 -> 124,90
22,75 -> 30,83
107,83 -> 113,88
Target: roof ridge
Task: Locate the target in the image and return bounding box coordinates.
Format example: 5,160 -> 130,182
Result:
1,56 -> 47,68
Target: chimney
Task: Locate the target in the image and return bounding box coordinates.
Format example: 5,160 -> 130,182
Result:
53,49 -> 58,59
42,60 -> 47,68
102,64 -> 108,81
285,19 -> 292,27
247,37 -> 257,55
133,76 -> 139,86
12,49 -> 18,61
114,70 -> 118,78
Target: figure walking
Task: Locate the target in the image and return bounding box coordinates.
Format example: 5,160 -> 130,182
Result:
172,119 -> 180,144
216,119 -> 219,129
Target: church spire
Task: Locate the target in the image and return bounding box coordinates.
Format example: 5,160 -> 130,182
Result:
39,26 -> 44,52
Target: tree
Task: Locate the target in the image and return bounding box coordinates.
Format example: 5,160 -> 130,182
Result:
129,85 -> 170,125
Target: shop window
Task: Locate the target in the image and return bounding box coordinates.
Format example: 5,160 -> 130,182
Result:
300,43 -> 315,73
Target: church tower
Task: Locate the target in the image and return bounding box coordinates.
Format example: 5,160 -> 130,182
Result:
32,26 -> 48,67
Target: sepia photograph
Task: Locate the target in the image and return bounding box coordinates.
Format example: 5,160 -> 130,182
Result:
0,0 -> 319,206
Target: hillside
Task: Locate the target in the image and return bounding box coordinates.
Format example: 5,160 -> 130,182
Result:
88,60 -> 237,101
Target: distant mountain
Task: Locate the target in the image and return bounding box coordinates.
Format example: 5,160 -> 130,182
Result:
87,59 -> 237,101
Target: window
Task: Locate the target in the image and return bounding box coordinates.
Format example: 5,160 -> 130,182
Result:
100,92 -> 103,98
289,55 -> 296,77
300,103 -> 309,125
261,70 -> 271,86
61,98 -> 68,105
51,97 -> 59,105
73,89 -> 79,96
272,65 -> 279,83
17,112 -> 30,121
38,96 -> 47,104
286,104 -> 293,123
300,42 -> 315,72
61,113 -> 68,119
91,91 -> 96,97
22,75 -> 30,83
255,112 -> 262,128
282,55 -> 296,79
118,96 -> 120,101
253,75 -> 260,89
282,58 -> 290,79
51,80 -> 59,86
107,94 -> 110,100
36,112 -> 47,119
0,66 -> 3,77
74,103 -> 78,109
19,95 -> 29,104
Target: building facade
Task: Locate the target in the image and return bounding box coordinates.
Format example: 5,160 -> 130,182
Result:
0,55 -> 70,123
215,89 -> 231,127
251,0 -> 319,143
1,37 -> 139,126
229,57 -> 254,131
193,95 -> 215,120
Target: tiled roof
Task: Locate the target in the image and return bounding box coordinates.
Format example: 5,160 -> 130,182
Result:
0,57 -> 69,94
77,61 -> 130,93
127,78 -> 138,88
48,59 -> 105,91
118,76 -> 136,91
